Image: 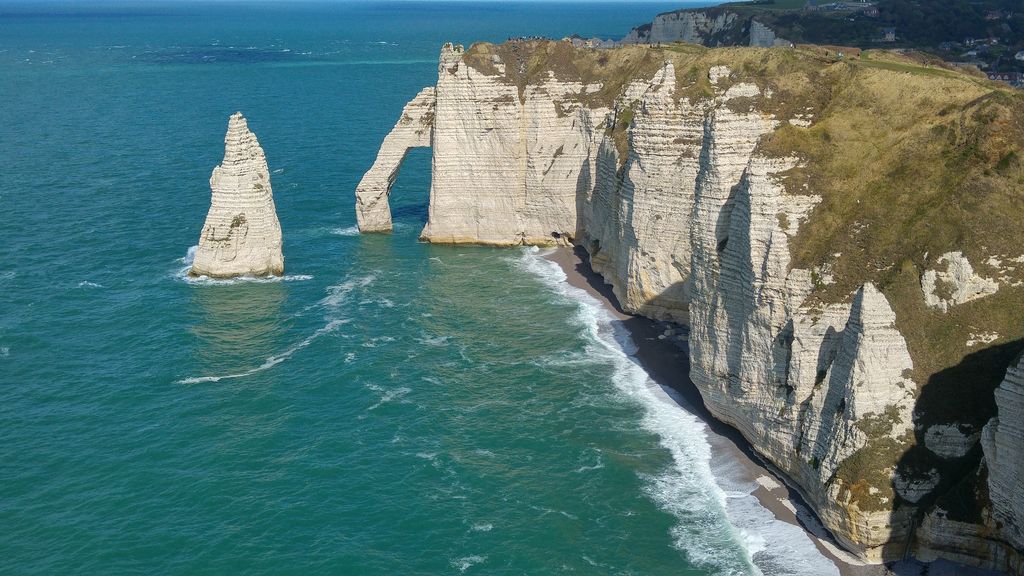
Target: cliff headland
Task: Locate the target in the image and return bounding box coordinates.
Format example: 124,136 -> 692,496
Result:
356,39 -> 1024,572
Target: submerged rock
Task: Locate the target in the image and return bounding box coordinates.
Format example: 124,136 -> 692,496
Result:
190,112 -> 283,279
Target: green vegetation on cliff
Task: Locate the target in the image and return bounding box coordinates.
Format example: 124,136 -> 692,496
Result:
460,38 -> 1024,515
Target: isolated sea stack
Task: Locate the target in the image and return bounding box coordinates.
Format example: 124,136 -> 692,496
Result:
190,112 -> 284,278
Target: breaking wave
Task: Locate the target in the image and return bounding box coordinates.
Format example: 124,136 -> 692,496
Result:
174,246 -> 312,284
330,226 -> 361,237
514,248 -> 839,576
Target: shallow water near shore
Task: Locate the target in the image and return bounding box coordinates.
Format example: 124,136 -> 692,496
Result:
2,2 -> 837,574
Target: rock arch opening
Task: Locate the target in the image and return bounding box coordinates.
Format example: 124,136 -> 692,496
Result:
354,86 -> 435,233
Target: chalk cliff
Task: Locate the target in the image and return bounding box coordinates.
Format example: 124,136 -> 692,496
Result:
191,112 -> 283,279
621,7 -> 789,48
356,88 -> 435,232
621,9 -> 742,46
356,40 -> 1024,570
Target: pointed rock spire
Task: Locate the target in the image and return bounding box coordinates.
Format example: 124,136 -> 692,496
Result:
190,112 -> 284,278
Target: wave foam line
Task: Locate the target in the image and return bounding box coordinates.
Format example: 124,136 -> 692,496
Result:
514,248 -> 838,576
174,246 -> 312,285
177,319 -> 349,384
331,225 -> 361,237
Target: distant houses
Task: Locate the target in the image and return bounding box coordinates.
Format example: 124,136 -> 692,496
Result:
882,27 -> 897,42
987,72 -> 1024,88
807,1 -> 878,13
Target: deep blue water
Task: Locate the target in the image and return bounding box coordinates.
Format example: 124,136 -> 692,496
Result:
0,2 -> 839,574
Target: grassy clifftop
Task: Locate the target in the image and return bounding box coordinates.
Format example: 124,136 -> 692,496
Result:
462,39 -> 1024,400
459,39 -> 1024,515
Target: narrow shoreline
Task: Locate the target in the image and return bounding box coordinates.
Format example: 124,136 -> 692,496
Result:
543,245 -> 889,576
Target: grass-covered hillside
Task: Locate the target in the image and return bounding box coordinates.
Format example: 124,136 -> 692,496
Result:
461,39 -> 1024,512
626,0 -> 1024,74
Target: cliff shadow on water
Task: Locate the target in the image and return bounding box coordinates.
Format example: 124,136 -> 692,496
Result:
883,338 -> 1024,566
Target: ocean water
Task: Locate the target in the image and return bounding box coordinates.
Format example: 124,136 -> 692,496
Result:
0,2 -> 837,574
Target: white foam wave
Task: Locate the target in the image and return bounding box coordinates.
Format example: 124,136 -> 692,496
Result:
514,248 -> 838,576
177,319 -> 349,384
77,281 -> 103,288
0,347 -> 9,358
174,246 -> 312,284
365,383 -> 411,410
331,226 -> 361,237
451,555 -> 486,573
416,333 -> 450,347
318,273 -> 377,309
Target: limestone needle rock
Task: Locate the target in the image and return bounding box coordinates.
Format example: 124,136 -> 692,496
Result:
190,112 -> 284,278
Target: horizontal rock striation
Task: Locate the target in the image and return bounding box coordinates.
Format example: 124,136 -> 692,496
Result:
355,40 -> 1024,570
419,43 -> 596,246
356,87 -> 435,232
978,356 -> 1024,573
191,112 -> 283,278
621,10 -> 741,46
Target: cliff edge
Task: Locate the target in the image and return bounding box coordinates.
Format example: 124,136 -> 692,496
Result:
355,40 -> 1024,571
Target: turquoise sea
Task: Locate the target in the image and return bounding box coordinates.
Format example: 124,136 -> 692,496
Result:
1,2 -> 839,574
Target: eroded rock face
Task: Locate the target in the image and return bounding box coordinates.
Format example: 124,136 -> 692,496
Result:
621,10 -> 739,45
913,357 -> 1024,574
983,356 -> 1024,557
354,42 -> 1024,569
921,251 -> 999,312
419,43 -> 594,246
191,113 -> 283,278
355,87 -> 435,232
684,89 -> 918,558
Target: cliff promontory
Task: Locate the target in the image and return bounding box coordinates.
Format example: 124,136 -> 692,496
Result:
191,112 -> 284,279
356,40 -> 1024,571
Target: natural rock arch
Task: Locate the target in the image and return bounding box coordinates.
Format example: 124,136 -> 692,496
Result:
354,87 -> 435,232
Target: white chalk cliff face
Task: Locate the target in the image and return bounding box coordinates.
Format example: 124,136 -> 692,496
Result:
355,42 -> 1024,569
684,80 -> 918,560
191,113 -> 283,278
356,88 -> 435,232
981,356 -> 1024,573
621,10 -> 740,45
421,43 -> 597,246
